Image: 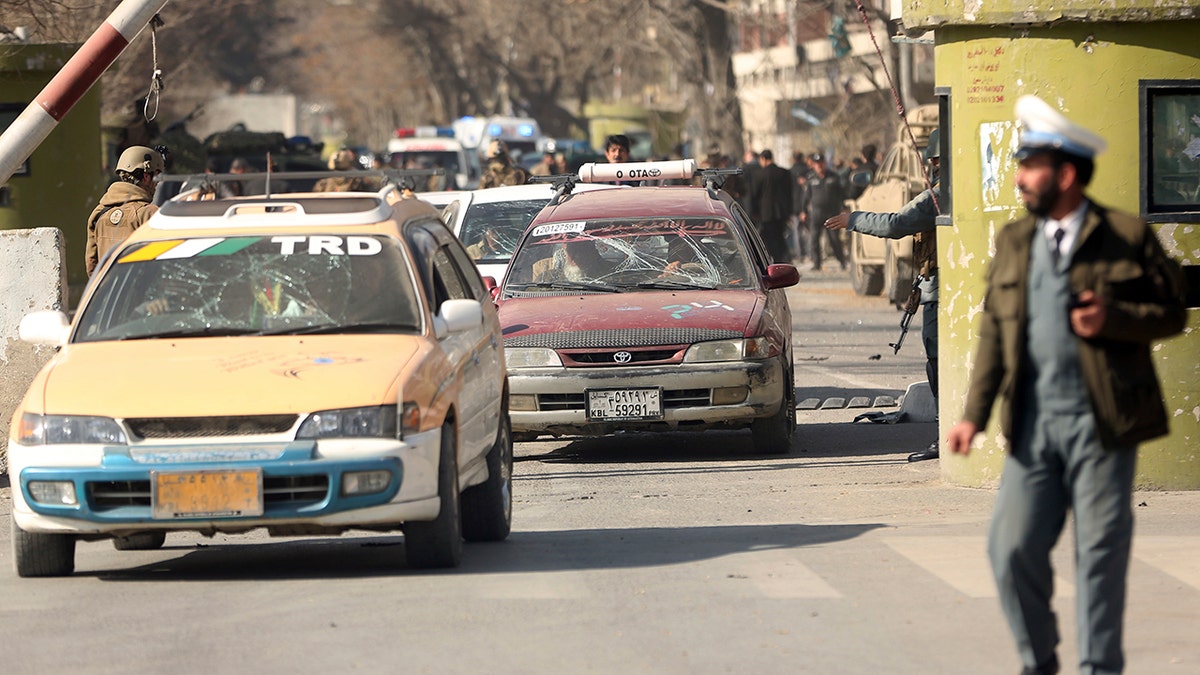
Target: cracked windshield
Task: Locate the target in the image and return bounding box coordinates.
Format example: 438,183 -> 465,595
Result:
459,199 -> 549,264
503,217 -> 753,296
73,234 -> 421,341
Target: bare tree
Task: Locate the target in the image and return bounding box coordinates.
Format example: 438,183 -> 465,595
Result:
0,0 -> 749,154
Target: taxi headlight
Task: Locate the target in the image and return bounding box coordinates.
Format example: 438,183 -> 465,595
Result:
18,413 -> 127,445
297,406 -> 397,439
505,347 -> 562,368
683,337 -> 774,363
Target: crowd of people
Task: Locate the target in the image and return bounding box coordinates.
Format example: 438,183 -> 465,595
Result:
706,142 -> 884,271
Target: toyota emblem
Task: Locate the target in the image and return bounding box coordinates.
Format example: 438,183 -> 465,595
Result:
613,351 -> 632,363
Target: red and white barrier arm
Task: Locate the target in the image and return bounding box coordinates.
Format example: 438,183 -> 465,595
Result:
0,0 -> 169,185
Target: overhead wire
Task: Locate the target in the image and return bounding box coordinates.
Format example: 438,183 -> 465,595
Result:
851,0 -> 939,210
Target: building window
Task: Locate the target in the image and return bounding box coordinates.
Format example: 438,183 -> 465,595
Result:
1140,80 -> 1200,222
0,103 -> 29,176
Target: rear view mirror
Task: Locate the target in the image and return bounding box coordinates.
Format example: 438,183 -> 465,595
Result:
764,264 -> 800,290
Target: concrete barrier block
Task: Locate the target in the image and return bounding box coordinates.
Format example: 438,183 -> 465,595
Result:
1,227 -> 67,471
898,380 -> 937,423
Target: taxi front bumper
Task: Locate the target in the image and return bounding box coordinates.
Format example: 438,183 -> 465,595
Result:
7,429 -> 444,536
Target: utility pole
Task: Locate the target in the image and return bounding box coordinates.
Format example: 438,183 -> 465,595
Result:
0,0 -> 169,185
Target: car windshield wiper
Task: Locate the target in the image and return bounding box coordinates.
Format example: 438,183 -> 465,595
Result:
507,280 -> 619,293
260,322 -> 420,336
633,279 -> 719,291
120,326 -> 261,340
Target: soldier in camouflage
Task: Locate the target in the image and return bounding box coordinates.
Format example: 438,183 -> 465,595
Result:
314,148 -> 370,192
85,145 -> 163,276
478,140 -> 528,188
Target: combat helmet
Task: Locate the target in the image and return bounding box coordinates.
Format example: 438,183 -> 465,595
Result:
116,145 -> 165,176
328,148 -> 357,171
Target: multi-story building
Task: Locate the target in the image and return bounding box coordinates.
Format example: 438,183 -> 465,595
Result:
733,0 -> 935,163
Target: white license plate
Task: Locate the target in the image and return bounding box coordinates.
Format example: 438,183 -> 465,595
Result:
587,388 -> 663,421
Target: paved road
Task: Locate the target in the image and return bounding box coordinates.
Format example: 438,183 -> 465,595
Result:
1,268 -> 1196,674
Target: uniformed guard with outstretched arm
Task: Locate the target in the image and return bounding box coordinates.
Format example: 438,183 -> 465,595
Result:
825,129 -> 942,462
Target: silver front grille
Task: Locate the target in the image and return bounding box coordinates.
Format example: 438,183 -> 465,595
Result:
537,389 -> 711,411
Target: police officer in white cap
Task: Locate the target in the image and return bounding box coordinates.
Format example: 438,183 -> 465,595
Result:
948,96 -> 1186,674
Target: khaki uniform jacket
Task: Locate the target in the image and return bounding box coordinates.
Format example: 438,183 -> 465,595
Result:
962,199 -> 1187,448
478,160 -> 527,189
86,181 -> 157,275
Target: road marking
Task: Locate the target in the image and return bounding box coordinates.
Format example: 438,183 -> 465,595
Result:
798,363 -> 897,391
720,548 -> 841,598
883,536 -> 1076,598
1134,536 -> 1200,590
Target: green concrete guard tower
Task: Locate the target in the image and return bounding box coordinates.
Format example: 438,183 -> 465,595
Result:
0,43 -> 106,300
902,1 -> 1200,489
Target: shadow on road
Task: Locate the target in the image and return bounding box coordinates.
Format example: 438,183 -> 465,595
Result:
516,417 -> 936,465
88,521 -> 884,581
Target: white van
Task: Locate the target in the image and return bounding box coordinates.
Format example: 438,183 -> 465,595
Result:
387,127 -> 478,190
454,116 -> 543,166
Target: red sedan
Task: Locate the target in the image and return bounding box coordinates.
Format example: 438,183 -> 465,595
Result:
497,160 -> 800,454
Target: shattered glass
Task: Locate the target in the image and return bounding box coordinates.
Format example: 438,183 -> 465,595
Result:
74,235 -> 423,342
457,199 -> 551,264
503,217 -> 753,297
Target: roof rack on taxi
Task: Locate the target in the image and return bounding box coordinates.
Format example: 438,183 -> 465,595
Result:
159,168 -> 445,200
544,159 -> 742,200
526,173 -> 582,206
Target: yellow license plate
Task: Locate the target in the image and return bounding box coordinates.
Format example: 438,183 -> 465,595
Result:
151,469 -> 264,519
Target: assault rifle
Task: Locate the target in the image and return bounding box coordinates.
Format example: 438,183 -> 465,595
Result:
889,273 -> 925,354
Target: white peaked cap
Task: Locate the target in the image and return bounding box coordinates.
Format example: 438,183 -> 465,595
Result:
1015,95 -> 1108,160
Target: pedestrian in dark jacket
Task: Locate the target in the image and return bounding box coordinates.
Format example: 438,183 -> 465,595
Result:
750,150 -> 794,263
799,153 -> 847,271
789,152 -> 809,262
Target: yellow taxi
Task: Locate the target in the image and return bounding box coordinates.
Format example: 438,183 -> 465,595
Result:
9,177 -> 511,576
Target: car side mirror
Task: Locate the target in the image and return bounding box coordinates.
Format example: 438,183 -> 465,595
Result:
19,310 -> 71,346
434,298 -> 483,339
850,170 -> 872,188
764,264 -> 800,290
482,276 -> 498,292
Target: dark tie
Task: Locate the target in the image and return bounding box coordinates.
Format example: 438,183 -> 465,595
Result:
1052,227 -> 1066,267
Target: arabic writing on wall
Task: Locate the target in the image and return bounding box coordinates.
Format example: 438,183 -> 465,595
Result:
966,45 -> 1006,106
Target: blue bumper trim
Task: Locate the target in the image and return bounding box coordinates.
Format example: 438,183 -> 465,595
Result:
18,441 -> 403,524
